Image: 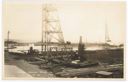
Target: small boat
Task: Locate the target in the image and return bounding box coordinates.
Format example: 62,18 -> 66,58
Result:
51,59 -> 99,68
63,60 -> 99,68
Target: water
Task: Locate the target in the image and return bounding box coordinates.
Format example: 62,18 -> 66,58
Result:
9,45 -> 104,53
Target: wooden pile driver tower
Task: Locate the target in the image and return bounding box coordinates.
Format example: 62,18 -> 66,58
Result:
41,4 -> 73,60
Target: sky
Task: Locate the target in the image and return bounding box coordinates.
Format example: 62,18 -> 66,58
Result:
3,0 -> 126,44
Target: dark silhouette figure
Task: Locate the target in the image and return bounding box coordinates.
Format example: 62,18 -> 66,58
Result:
78,36 -> 86,62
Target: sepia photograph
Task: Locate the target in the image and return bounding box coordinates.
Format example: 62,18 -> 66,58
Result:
3,0 -> 125,79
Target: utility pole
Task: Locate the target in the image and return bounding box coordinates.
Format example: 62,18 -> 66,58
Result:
41,5 -> 44,53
